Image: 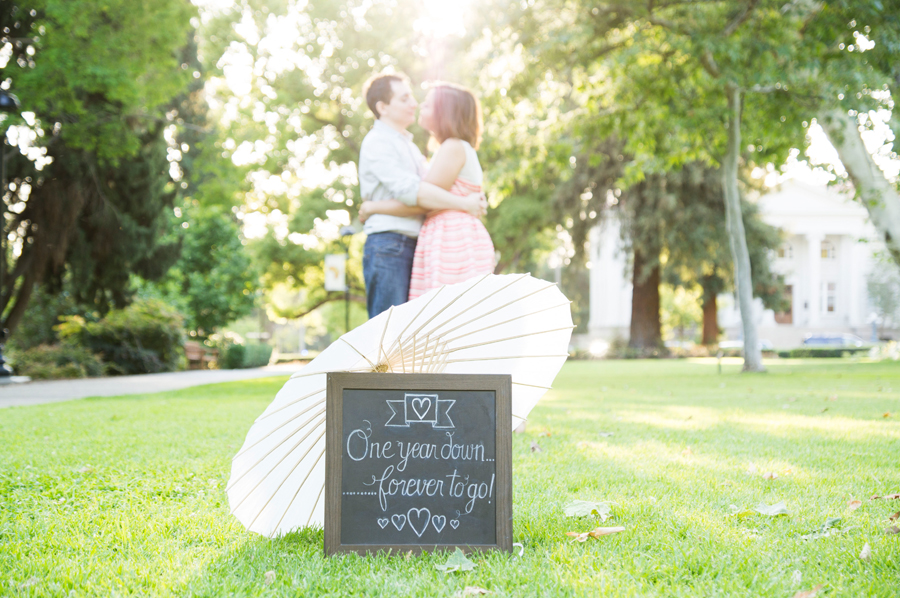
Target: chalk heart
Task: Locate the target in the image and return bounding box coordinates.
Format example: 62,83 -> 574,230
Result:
411,397 -> 431,420
377,518 -> 389,530
449,519 -> 460,530
431,515 -> 447,533
407,508 -> 431,537
391,513 -> 406,531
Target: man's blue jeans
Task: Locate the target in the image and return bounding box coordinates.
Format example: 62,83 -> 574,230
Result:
363,232 -> 417,318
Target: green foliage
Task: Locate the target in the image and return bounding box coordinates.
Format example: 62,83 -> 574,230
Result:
1,0 -> 200,339
5,284 -> 80,351
661,285 -> 702,342
57,299 -> 186,375
221,343 -> 247,370
604,337 -> 668,360
221,342 -> 273,369
777,347 -> 870,359
866,260 -> 900,334
7,343 -> 105,380
139,205 -> 259,336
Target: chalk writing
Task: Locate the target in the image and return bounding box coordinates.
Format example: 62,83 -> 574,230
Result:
340,388 -> 498,545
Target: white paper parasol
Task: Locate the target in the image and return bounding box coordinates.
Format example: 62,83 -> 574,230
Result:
227,273 -> 573,537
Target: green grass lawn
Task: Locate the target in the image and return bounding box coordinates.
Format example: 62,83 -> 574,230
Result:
1,359 -> 899,597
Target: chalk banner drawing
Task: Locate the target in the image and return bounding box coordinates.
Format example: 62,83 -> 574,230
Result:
325,373 -> 512,555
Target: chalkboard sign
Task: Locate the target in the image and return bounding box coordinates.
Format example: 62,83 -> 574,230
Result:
325,373 -> 512,556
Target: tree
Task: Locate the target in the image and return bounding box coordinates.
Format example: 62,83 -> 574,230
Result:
819,109 -> 900,266
475,0 -> 898,371
807,3 -> 900,267
195,0 -> 473,319
0,0 -> 198,339
137,206 -> 258,336
662,165 -> 786,346
866,260 -> 900,337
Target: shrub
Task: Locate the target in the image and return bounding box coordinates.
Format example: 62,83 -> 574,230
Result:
221,343 -> 246,369
57,299 -> 186,375
605,337 -> 669,359
221,342 -> 273,369
9,344 -> 106,380
6,285 -> 80,351
776,347 -> 870,359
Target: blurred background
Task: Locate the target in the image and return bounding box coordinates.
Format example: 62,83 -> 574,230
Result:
1,0 -> 898,379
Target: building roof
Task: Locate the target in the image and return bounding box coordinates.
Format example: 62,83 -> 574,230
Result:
756,179 -> 875,237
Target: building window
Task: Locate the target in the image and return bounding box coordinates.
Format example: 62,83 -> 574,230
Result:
777,243 -> 793,259
820,240 -> 836,259
822,282 -> 837,313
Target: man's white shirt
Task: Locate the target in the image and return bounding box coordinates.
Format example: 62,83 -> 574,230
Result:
358,120 -> 426,238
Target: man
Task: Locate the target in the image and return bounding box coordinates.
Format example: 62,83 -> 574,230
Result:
358,73 -> 484,318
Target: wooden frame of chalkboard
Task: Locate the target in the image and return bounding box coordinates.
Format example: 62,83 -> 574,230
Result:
325,372 -> 512,556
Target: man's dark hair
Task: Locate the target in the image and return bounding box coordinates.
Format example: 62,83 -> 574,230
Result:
363,73 -> 409,118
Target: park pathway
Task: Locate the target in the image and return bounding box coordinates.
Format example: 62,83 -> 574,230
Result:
0,364 -> 299,409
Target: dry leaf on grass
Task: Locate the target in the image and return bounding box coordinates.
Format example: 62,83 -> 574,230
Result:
537,431 -> 552,437
792,585 -> 824,598
747,462 -> 758,475
566,526 -> 626,542
681,447 -> 693,457
530,442 -> 542,453
889,512 -> 899,522
885,526 -> 900,535
848,500 -> 862,511
883,412 -> 891,418
887,494 -> 900,499
859,542 -> 871,561
763,472 -> 779,480
458,587 -> 490,596
264,571 -> 276,586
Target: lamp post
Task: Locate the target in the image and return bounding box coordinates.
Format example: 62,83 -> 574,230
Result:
0,89 -> 20,377
339,226 -> 355,334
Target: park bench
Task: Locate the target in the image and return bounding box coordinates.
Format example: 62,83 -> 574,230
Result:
184,340 -> 218,370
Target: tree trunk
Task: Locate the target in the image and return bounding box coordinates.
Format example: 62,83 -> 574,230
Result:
629,248 -> 661,349
722,86 -> 764,372
1,180 -> 86,337
818,108 -> 900,267
702,294 -> 718,345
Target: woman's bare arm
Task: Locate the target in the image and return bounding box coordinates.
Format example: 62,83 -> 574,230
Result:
415,139 -> 484,214
359,140 -> 485,222
422,139 -> 466,190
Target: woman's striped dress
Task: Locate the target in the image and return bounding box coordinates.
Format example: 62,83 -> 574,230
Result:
408,142 -> 495,300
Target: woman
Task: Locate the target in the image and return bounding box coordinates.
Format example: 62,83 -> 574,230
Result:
359,83 -> 495,300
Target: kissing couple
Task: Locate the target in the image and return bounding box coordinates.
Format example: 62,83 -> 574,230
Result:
357,72 -> 494,319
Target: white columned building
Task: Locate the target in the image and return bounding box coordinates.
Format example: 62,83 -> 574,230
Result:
585,180 -> 886,348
